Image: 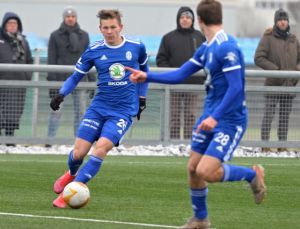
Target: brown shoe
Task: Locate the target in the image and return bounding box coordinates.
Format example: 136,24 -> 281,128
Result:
179,216 -> 211,229
250,165 -> 267,204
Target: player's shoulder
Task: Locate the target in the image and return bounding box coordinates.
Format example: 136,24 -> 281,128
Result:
88,40 -> 105,51
124,36 -> 146,47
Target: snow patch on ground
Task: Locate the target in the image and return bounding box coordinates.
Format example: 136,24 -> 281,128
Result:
0,144 -> 300,158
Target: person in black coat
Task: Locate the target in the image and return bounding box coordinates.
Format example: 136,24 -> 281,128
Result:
47,6 -> 93,142
156,6 -> 206,139
0,12 -> 33,141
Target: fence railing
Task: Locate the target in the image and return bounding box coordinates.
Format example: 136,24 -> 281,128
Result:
0,63 -> 300,148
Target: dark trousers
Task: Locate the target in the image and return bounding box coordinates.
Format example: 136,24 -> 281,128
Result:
261,94 -> 294,141
170,92 -> 198,139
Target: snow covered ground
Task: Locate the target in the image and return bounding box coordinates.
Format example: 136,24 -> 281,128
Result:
0,144 -> 300,158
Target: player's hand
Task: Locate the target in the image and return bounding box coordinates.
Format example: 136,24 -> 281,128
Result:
196,116 -> 217,132
50,94 -> 64,111
137,97 -> 146,120
125,66 -> 147,83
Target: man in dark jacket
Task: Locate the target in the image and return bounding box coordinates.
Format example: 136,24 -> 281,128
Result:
156,6 -> 205,139
47,6 -> 93,143
255,8 -> 300,152
0,12 -> 33,144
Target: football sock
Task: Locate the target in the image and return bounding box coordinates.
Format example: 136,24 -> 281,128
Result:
68,150 -> 83,176
190,188 -> 208,219
222,164 -> 256,183
74,155 -> 103,184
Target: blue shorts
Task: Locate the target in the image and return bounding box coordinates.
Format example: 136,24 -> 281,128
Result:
77,108 -> 132,146
191,116 -> 247,162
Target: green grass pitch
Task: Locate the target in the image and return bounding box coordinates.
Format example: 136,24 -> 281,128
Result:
0,154 -> 299,229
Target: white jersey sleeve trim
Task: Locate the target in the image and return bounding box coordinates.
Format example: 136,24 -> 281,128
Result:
223,65 -> 241,72
140,56 -> 149,66
190,58 -> 202,67
75,67 -> 88,74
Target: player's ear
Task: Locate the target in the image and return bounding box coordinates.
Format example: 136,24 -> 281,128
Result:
119,23 -> 123,31
98,25 -> 101,32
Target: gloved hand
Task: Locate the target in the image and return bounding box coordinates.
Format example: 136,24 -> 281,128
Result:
50,94 -> 64,111
137,97 -> 146,120
49,89 -> 59,98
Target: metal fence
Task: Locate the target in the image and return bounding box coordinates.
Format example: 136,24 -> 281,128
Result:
0,63 -> 300,149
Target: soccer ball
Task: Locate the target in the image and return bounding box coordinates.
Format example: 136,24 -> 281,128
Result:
62,182 -> 90,209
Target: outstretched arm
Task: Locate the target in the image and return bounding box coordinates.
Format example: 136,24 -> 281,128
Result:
127,61 -> 200,84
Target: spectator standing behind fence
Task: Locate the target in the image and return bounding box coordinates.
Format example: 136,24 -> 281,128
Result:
156,6 -> 205,139
47,6 -> 92,145
0,12 -> 33,146
254,8 -> 300,153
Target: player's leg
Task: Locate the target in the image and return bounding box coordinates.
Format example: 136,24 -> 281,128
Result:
180,151 -> 211,229
73,137 -> 113,183
201,124 -> 266,204
53,138 -> 92,193
74,115 -> 132,184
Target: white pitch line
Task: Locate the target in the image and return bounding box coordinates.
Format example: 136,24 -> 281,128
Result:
0,212 -> 178,228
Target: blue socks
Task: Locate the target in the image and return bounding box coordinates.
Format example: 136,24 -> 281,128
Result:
222,164 -> 256,183
74,155 -> 103,184
191,188 -> 208,220
68,150 -> 83,176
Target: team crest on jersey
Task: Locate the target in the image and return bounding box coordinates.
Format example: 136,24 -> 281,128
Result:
109,63 -> 125,80
126,51 -> 132,60
224,52 -> 237,64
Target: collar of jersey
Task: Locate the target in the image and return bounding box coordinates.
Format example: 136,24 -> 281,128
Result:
104,35 -> 126,49
207,29 -> 225,47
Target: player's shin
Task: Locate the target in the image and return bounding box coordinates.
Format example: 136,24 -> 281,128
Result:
68,150 -> 83,176
190,188 -> 208,219
222,164 -> 256,182
74,155 -> 103,183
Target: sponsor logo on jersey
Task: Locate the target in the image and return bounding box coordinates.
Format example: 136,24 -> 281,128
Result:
109,63 -> 125,81
108,81 -> 128,86
126,51 -> 132,60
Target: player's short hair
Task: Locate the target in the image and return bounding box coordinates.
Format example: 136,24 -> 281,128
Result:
97,9 -> 122,24
196,0 -> 222,25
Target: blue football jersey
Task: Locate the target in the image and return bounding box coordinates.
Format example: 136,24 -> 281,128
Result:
74,36 -> 148,117
190,30 -> 247,123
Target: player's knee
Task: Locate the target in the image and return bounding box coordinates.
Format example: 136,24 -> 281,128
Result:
93,147 -> 109,159
195,167 -> 210,180
187,163 -> 197,175
72,148 -> 86,161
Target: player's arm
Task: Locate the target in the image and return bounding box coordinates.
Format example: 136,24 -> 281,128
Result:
50,48 -> 93,111
128,60 -> 201,84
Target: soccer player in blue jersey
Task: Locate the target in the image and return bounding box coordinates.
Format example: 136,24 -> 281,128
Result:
127,1 -> 266,228
50,9 -> 149,208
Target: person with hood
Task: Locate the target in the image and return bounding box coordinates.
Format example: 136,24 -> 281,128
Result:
46,6 -> 92,145
0,12 -> 33,145
156,6 -> 205,140
255,8 -> 300,152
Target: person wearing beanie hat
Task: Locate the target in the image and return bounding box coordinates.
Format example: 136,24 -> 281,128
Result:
62,6 -> 77,19
255,8 -> 300,152
156,6 -> 205,140
46,6 -> 93,146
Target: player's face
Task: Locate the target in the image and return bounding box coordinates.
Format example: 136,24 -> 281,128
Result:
100,18 -> 123,46
179,15 -> 193,29
276,19 -> 289,31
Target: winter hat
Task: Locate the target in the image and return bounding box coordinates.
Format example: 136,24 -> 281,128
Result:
63,6 -> 77,18
274,8 -> 289,24
181,11 -> 194,20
